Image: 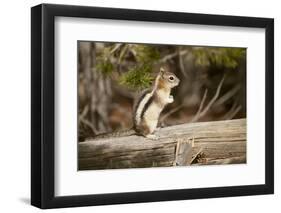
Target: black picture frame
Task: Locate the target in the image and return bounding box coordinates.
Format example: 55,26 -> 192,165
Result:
31,3 -> 274,209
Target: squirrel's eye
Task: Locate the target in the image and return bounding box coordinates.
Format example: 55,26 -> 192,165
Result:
169,76 -> 174,81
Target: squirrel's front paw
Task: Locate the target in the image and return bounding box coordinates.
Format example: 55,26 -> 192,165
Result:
167,95 -> 174,103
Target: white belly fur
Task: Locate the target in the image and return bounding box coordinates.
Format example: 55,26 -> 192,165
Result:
143,102 -> 163,133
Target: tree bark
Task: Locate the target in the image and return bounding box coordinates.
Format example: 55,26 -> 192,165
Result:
79,42 -> 112,139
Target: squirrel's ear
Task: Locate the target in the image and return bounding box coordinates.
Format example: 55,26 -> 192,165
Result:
160,67 -> 165,76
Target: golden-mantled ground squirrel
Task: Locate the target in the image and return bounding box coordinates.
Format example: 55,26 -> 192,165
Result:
133,67 -> 180,139
88,67 -> 179,141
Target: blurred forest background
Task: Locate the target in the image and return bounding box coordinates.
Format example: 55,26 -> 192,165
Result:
78,41 -> 246,142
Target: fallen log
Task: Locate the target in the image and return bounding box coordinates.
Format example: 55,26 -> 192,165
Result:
79,118 -> 246,170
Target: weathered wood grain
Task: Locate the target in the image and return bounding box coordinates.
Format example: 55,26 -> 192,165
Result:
79,118 -> 246,170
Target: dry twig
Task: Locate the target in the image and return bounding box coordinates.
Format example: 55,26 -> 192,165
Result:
214,84 -> 241,107
191,89 -> 208,122
191,75 -> 226,122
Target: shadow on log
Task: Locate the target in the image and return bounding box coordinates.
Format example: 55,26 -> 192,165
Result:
79,119 -> 246,170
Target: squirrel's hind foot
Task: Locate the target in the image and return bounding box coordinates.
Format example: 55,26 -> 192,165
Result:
145,134 -> 159,140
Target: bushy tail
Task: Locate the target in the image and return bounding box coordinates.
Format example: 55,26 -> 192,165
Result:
85,128 -> 136,141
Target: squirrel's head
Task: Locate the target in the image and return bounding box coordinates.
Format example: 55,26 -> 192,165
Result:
158,67 -> 180,89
